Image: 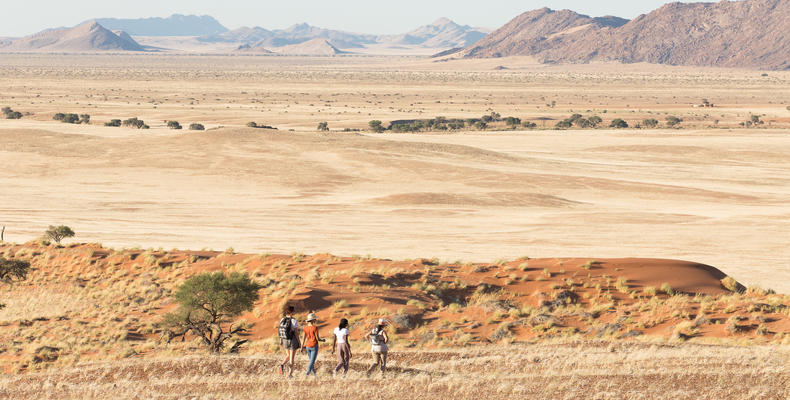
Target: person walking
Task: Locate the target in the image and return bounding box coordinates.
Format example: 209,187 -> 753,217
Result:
364,318 -> 390,376
301,312 -> 326,377
278,305 -> 300,377
332,318 -> 352,375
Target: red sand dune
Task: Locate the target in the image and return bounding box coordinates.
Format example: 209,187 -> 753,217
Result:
0,242 -> 787,371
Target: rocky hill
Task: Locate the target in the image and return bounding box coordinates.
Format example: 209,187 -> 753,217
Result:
381,17 -> 489,48
94,14 -> 228,36
201,23 -> 376,49
0,21 -> 145,52
202,19 -> 487,50
274,38 -> 347,55
461,0 -> 790,70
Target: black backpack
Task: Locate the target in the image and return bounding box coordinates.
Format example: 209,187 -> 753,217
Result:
278,317 -> 294,340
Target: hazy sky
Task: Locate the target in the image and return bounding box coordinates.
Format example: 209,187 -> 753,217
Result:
0,0 -> 693,37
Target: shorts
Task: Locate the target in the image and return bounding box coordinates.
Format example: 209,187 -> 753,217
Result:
281,337 -> 300,350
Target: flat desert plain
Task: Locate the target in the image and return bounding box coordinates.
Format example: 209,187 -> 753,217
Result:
1,54 -> 790,292
2,54 -> 790,399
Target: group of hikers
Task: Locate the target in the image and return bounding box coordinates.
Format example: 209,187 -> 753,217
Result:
278,305 -> 390,377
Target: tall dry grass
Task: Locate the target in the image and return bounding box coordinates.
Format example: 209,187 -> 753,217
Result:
1,341 -> 788,399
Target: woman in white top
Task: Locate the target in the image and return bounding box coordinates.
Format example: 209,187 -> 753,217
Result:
364,318 -> 389,376
331,318 -> 351,375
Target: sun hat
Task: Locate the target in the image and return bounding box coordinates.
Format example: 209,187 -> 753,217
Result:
378,318 -> 388,325
306,313 -> 317,322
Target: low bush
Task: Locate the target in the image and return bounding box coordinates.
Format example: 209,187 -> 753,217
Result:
104,119 -> 122,127
2,107 -> 22,119
642,118 -> 659,128
53,113 -> 79,124
369,120 -> 385,132
189,123 -> 205,131
247,121 -> 277,129
167,121 -> 182,130
666,116 -> 683,128
122,117 -> 146,129
609,118 -> 629,128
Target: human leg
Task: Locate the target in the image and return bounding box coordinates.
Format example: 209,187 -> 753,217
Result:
334,345 -> 345,373
379,352 -> 387,373
305,346 -> 318,376
367,352 -> 381,375
287,348 -> 297,377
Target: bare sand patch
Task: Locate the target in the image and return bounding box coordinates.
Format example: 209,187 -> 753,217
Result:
0,126 -> 789,292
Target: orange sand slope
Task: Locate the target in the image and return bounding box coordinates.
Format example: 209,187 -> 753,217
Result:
1,242 -> 787,367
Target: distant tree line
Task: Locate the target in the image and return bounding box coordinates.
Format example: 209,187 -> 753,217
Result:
53,113 -> 90,124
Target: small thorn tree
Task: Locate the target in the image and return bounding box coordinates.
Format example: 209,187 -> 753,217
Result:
44,225 -> 75,244
163,272 -> 262,353
0,257 -> 31,309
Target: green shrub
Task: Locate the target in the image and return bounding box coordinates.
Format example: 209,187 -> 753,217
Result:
609,118 -> 628,128
317,121 -> 329,131
189,123 -> 205,131
555,119 -> 572,129
167,120 -> 182,130
642,118 -> 659,128
369,120 -> 384,132
2,107 -> 22,119
666,116 -> 683,128
105,119 -> 122,127
53,113 -> 80,124
122,117 -> 145,129
504,116 -> 521,127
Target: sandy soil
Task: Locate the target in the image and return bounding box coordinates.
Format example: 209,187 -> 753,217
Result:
1,243 -> 787,375
1,55 -> 789,292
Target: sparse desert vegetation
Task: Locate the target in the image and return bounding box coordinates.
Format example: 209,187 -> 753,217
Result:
0,242 -> 788,397
1,53 -> 790,398
0,243 -> 788,374
1,341 -> 788,399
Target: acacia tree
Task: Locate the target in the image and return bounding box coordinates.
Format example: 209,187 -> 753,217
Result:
164,272 -> 262,353
44,225 -> 75,244
368,120 -> 384,132
0,257 -> 30,309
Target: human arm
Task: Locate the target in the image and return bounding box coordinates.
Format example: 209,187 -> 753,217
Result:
345,332 -> 352,358
382,330 -> 389,344
331,332 -> 337,353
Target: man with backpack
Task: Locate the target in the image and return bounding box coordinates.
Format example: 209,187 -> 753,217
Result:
278,305 -> 300,377
364,318 -> 389,376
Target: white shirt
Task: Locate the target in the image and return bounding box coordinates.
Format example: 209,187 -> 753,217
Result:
283,317 -> 298,333
334,327 -> 349,344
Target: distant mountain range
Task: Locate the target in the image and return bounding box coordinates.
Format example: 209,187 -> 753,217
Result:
0,21 -> 144,52
2,0 -> 788,69
0,17 -> 486,54
458,0 -> 790,70
94,14 -> 228,36
200,18 -> 489,50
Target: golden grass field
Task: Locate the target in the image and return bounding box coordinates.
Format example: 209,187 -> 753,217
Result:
1,54 -> 790,398
2,342 -> 789,399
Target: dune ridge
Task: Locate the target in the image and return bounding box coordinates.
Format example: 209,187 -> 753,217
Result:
1,242 -> 788,374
